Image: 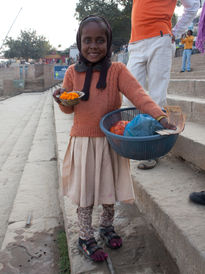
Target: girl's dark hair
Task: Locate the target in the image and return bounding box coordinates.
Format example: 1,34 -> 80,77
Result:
75,15 -> 113,101
188,29 -> 193,35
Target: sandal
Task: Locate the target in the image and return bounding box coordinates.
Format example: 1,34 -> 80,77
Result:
99,226 -> 122,249
78,237 -> 107,262
138,159 -> 157,170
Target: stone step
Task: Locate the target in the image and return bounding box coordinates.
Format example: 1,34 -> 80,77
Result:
171,64 -> 205,71
171,54 -> 205,77
0,93 -> 44,167
0,93 -> 47,248
170,71 -> 205,79
168,79 -> 205,98
167,94 -> 205,124
171,53 -> 205,68
131,155 -> 205,274
171,121 -> 205,171
171,67 -> 205,72
171,52 -> 205,78
0,90 -> 63,273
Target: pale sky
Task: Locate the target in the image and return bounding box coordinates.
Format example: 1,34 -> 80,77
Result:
0,0 -> 79,51
0,1 -> 201,52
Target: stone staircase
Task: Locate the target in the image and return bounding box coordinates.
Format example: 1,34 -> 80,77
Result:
170,53 -> 205,79
167,53 -> 205,170
0,90 -> 63,273
132,53 -> 205,274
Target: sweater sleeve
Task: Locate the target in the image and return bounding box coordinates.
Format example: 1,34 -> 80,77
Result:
58,65 -> 75,114
59,104 -> 74,114
118,63 -> 167,120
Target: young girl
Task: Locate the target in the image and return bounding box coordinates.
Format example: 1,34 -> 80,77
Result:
53,15 -> 175,263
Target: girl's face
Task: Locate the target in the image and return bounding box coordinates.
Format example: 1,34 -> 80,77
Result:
81,21 -> 107,63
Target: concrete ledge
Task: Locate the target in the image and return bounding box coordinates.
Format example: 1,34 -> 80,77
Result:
168,79 -> 205,98
171,122 -> 205,171
1,91 -> 62,250
167,95 -> 205,124
0,93 -> 47,248
131,156 -> 205,274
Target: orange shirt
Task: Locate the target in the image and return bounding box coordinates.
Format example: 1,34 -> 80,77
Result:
130,0 -> 177,43
59,63 -> 166,137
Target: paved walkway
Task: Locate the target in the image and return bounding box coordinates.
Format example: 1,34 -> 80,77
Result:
0,91 -> 63,273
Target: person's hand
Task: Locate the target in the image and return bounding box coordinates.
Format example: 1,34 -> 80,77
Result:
159,117 -> 176,130
53,88 -> 65,104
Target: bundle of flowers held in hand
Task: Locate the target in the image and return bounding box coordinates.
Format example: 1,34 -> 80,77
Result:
58,90 -> 85,106
60,91 -> 79,100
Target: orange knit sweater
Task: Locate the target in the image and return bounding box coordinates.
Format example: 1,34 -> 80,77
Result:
130,0 -> 177,43
59,62 -> 166,137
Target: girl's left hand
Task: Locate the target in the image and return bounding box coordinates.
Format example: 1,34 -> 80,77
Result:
159,117 -> 176,130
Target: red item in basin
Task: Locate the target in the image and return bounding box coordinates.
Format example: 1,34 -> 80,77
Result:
110,120 -> 129,135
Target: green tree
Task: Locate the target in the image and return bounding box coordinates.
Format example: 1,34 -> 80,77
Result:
4,30 -> 52,61
75,0 -> 132,52
172,1 -> 182,27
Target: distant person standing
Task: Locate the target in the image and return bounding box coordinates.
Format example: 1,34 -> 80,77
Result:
180,30 -> 195,72
123,0 -> 200,170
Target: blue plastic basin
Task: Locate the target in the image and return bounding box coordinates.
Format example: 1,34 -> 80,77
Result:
100,107 -> 178,160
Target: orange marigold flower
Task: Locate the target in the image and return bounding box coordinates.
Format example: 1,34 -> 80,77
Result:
60,91 -> 79,100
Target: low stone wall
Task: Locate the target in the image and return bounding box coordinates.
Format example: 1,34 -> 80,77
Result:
34,64 -> 44,78
0,64 -> 62,97
2,80 -> 23,96
0,66 -> 20,81
43,64 -> 61,90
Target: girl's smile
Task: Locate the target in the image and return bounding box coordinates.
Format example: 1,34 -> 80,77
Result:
81,21 -> 107,63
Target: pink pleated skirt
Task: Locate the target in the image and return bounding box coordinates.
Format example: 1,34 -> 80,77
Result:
62,136 -> 135,207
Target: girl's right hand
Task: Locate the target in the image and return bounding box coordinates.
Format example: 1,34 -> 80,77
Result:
53,88 -> 65,104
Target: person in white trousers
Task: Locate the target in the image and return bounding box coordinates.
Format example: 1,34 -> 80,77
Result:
123,0 -> 200,169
